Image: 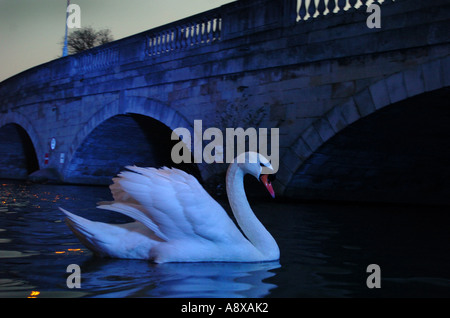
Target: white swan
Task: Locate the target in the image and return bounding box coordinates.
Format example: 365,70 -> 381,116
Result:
61,152 -> 279,263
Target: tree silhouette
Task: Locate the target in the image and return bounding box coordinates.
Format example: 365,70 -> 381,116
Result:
64,26 -> 113,54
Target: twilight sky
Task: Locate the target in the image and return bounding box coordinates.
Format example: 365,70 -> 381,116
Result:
0,0 -> 236,82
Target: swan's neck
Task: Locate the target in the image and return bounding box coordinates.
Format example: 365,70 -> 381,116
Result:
226,163 -> 279,259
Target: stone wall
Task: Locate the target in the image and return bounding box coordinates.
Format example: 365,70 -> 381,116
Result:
0,0 -> 449,203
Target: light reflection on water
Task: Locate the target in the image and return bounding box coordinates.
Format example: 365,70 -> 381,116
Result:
80,260 -> 280,298
0,180 -> 449,298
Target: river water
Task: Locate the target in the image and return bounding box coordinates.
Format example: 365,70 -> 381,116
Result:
0,180 -> 449,298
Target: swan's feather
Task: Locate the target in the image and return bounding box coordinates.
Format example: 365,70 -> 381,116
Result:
61,207 -> 157,259
112,166 -> 243,243
96,202 -> 168,241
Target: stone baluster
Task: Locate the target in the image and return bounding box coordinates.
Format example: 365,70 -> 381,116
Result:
151,35 -> 156,55
349,0 -> 357,10
157,34 -> 162,54
212,18 -> 220,41
337,0 -> 347,12
196,23 -> 201,45
184,24 -> 190,47
150,36 -> 155,56
206,19 -> 211,42
217,17 -> 222,40
168,31 -> 173,53
199,19 -> 205,44
153,36 -> 157,56
161,32 -> 166,53
203,18 -> 210,43
327,0 -> 337,14
203,20 -> 208,43
147,37 -> 152,56
196,22 -> 201,44
175,26 -> 181,50
360,0 -> 369,8
167,30 -> 172,52
165,31 -> 170,52
154,36 -> 160,55
166,30 -> 171,52
308,0 -> 317,18
297,0 -> 305,20
165,31 -> 169,52
185,23 -> 191,47
317,0 -> 326,16
150,35 -> 156,55
180,25 -> 187,49
190,23 -> 196,46
207,19 -> 213,43
189,22 -> 195,46
171,29 -> 176,51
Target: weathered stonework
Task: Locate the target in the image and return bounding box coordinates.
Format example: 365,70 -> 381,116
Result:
0,0 -> 449,204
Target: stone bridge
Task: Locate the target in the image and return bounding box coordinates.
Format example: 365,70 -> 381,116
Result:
1,0 -> 449,204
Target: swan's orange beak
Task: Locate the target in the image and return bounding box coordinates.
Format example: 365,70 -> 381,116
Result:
260,174 -> 275,198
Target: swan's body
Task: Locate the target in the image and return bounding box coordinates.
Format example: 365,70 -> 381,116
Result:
61,152 -> 279,263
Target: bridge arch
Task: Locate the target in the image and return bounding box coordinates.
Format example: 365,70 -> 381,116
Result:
280,57 -> 450,204
0,112 -> 41,179
63,95 -> 203,185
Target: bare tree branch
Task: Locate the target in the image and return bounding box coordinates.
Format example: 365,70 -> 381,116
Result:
63,26 -> 114,55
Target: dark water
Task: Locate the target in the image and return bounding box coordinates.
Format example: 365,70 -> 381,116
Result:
0,180 -> 449,298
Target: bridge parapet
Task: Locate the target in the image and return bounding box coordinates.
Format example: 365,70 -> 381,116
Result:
0,0 -> 421,100
295,0 -> 397,22
73,47 -> 120,73
1,0 -> 447,115
146,8 -> 222,57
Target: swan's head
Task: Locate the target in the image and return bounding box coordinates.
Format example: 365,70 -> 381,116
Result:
236,152 -> 276,198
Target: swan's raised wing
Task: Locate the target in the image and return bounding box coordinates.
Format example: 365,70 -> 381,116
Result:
98,166 -> 243,243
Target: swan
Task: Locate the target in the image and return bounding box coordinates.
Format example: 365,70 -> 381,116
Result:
60,152 -> 279,263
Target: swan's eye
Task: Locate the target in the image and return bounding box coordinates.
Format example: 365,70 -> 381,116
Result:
268,174 -> 276,182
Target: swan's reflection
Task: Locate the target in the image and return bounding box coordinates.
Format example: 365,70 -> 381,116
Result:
81,259 -> 280,298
